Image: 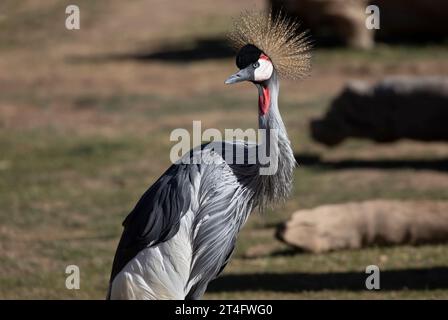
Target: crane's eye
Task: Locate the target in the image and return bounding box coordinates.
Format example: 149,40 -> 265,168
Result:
252,62 -> 260,68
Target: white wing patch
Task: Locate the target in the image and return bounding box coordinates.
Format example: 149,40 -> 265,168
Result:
110,210 -> 195,300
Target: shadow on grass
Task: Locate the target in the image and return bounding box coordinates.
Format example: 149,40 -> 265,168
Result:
68,37 -> 234,64
208,267 -> 448,292
295,153 -> 448,172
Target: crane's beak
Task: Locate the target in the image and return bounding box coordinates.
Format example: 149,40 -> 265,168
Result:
225,67 -> 252,84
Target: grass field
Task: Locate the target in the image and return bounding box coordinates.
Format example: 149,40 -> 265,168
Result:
1,0 -> 448,299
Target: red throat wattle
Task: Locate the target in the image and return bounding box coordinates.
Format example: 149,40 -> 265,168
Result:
258,85 -> 270,115
258,53 -> 271,115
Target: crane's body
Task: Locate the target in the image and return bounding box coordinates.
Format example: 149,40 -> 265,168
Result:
109,72 -> 295,299
109,142 -> 257,299
108,11 -> 310,300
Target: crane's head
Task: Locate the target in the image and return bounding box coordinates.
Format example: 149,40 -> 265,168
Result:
225,44 -> 274,85
225,10 -> 311,85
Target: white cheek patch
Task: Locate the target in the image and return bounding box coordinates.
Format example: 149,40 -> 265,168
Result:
254,59 -> 273,82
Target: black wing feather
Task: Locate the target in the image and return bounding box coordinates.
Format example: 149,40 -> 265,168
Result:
109,163 -> 196,283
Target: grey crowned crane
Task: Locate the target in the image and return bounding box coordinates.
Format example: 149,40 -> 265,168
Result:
108,10 -> 311,300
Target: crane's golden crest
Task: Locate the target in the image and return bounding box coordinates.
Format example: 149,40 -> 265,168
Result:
229,10 -> 311,80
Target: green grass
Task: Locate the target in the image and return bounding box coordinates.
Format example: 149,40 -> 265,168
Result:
1,90 -> 448,299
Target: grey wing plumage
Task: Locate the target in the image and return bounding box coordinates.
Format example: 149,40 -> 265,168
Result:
185,142 -> 258,299
109,163 -> 198,284
109,142 -> 259,299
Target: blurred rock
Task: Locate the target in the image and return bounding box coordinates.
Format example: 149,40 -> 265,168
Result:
277,200 -> 448,253
311,76 -> 448,146
270,0 -> 448,48
373,0 -> 448,42
271,0 -> 373,49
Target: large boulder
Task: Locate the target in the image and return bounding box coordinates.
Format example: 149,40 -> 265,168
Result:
277,200 -> 448,253
311,76 -> 448,146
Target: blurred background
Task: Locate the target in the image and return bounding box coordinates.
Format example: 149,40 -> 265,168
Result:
1,0 -> 448,299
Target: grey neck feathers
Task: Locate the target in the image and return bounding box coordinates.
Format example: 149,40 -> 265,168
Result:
254,71 -> 297,210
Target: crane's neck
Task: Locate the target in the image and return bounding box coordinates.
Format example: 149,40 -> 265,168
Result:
254,71 -> 296,208
257,72 -> 286,140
